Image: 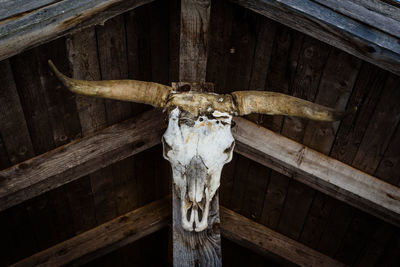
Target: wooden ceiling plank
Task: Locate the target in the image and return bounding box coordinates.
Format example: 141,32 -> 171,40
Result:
313,0 -> 400,39
66,27 -> 106,233
229,0 -> 400,76
220,206 -> 345,267
11,196 -> 171,267
233,117 -> 400,227
277,36 -> 330,241
0,109 -> 166,212
0,0 -> 155,62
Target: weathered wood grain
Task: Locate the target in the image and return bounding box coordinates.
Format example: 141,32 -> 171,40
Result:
179,0 -> 211,82
259,170 -> 289,230
0,0 -> 155,61
298,48 -> 361,247
0,109 -> 166,212
220,206 -> 345,267
0,0 -> 59,21
0,59 -> 34,166
229,0 -> 400,76
11,196 -> 171,267
232,117 -> 400,227
173,189 -> 222,267
277,36 -> 330,240
66,26 -> 106,232
313,0 -> 400,39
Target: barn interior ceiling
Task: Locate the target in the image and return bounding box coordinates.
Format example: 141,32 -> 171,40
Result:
0,0 -> 399,266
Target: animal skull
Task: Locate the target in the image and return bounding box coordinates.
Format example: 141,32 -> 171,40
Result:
162,108 -> 234,231
48,60 -> 346,232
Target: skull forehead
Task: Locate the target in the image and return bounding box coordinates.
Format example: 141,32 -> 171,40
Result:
163,108 -> 234,168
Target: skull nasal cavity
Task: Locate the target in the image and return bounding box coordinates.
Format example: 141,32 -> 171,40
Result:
187,156 -> 207,203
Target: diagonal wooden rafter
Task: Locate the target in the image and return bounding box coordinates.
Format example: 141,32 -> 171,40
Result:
229,0 -> 400,76
11,197 -> 342,267
11,196 -> 172,267
0,0 -> 155,61
232,117 -> 400,227
1,113 -> 398,226
0,109 -> 166,212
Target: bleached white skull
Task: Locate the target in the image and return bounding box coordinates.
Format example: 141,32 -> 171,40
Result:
162,107 -> 234,232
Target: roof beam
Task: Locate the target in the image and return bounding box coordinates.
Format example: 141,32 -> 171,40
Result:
232,117 -> 400,227
11,196 -> 171,267
0,109 -> 166,212
229,0 -> 400,76
11,199 -> 341,267
0,0 -> 155,61
220,206 -> 344,267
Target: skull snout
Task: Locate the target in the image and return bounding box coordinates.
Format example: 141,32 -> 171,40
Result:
187,156 -> 207,203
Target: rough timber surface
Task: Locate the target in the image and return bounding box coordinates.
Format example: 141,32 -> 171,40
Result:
0,0 -> 155,61
0,109 -> 166,212
229,0 -> 400,76
12,197 -> 171,267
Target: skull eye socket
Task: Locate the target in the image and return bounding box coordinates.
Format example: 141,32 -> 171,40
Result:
223,141 -> 235,162
162,137 -> 172,158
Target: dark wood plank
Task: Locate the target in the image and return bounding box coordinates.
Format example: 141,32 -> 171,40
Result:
10,50 -> 55,155
240,161 -> 270,221
0,59 -> 34,165
95,15 -> 133,223
375,122 -> 400,186
66,26 -> 107,231
0,109 -> 166,212
298,49 -> 361,247
220,206 -> 345,267
220,153 -> 238,206
354,222 -> 396,267
229,0 -> 400,76
281,36 -> 331,142
224,6 -> 258,93
206,0 -> 234,93
302,49 -> 361,154
278,36 -> 330,240
277,180 -> 315,240
232,117 -> 400,227
335,211 -> 380,265
12,196 -> 171,267
0,0 -> 155,61
229,155 -> 252,213
317,201 -> 354,257
259,171 -> 290,230
352,73 -> 400,174
334,72 -> 400,264
260,25 -> 304,132
330,63 -> 387,164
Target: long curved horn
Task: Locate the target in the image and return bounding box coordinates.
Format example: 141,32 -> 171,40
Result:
48,60 -> 172,108
231,91 -> 346,121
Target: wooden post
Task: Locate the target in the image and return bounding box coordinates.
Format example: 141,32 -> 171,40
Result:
173,0 -> 222,266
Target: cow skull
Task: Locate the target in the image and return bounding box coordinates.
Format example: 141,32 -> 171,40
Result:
48,60 -> 346,232
162,108 -> 234,231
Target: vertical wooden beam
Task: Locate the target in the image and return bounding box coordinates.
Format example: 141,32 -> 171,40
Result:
174,1 -> 222,266
179,0 -> 210,82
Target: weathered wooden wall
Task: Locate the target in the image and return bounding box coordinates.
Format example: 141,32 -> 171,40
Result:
0,0 -> 399,266
0,0 -> 172,265
208,1 -> 400,266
